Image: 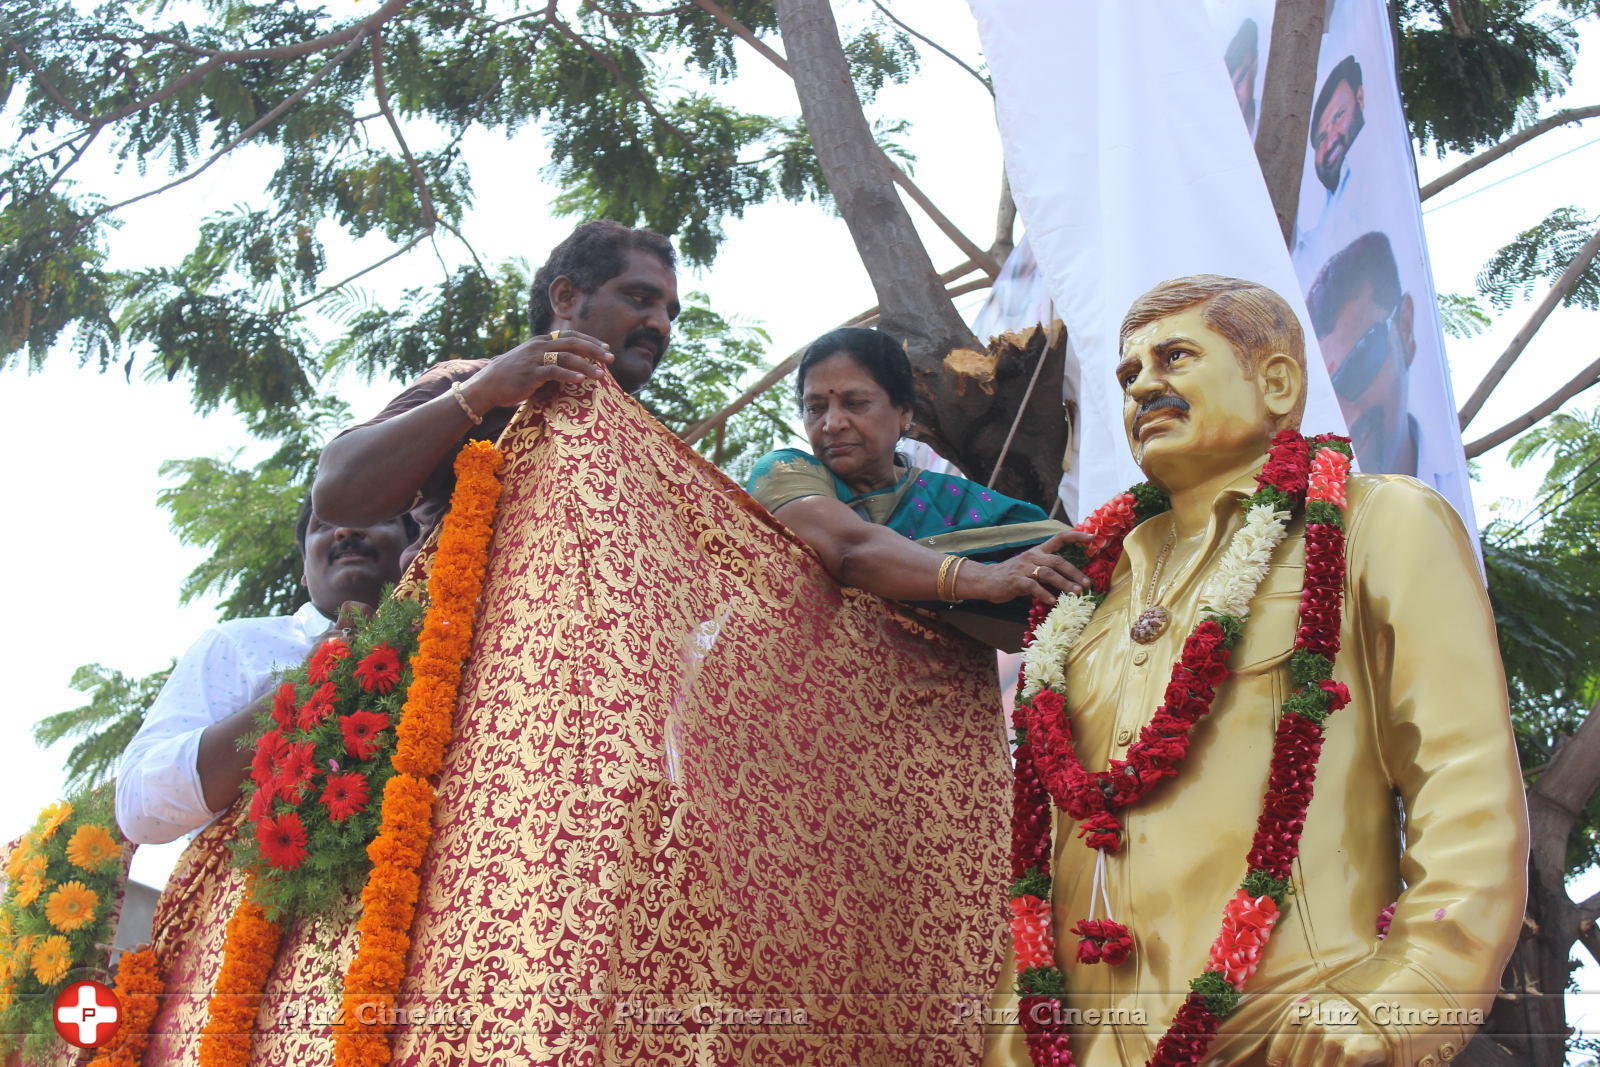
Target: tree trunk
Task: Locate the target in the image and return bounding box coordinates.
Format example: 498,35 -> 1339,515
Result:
1254,0 -> 1328,242
1467,695 -> 1600,1063
772,0 -> 1068,508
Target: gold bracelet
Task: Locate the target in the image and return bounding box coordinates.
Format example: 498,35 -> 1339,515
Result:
948,556 -> 966,602
450,380 -> 484,425
935,554 -> 958,602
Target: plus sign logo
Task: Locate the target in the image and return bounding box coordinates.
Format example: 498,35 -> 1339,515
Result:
52,980 -> 121,1049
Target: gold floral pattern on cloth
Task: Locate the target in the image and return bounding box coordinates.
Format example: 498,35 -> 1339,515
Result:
142,377 -> 1010,1065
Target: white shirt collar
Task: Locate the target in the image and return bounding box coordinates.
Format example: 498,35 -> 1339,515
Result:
293,600 -> 336,639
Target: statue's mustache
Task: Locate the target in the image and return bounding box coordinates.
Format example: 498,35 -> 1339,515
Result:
1134,394 -> 1190,434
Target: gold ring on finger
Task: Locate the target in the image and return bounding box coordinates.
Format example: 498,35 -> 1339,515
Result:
542,350 -> 560,366
550,329 -> 562,340
1030,566 -> 1042,579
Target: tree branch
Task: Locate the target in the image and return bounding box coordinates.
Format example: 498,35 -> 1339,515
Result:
681,260 -> 981,446
1527,692 -> 1600,894
867,0 -> 991,96
1579,891 -> 1600,922
278,234 -> 427,317
1254,0 -> 1328,242
547,16 -> 695,146
82,28 -> 372,225
689,0 -> 791,73
993,163 -> 1017,264
1421,106 -> 1600,202
40,0 -> 412,131
693,0 -> 994,275
370,28 -> 436,230
39,126 -> 100,198
1579,921 -> 1600,971
883,158 -> 1000,277
1463,351 -> 1600,458
591,3 -> 697,19
4,46 -> 94,123
1459,223 -> 1600,428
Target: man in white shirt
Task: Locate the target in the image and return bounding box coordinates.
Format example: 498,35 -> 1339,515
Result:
116,502 -> 410,844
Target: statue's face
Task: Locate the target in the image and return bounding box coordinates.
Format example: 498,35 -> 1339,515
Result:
1117,306 -> 1277,485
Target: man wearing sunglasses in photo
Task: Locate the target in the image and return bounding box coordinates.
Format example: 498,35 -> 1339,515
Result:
1307,231 -> 1420,475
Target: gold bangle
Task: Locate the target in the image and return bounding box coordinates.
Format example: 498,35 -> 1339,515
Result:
948,557 -> 966,602
450,380 -> 484,426
936,554 -> 958,602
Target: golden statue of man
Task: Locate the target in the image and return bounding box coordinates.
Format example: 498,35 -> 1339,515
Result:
986,275 -> 1527,1066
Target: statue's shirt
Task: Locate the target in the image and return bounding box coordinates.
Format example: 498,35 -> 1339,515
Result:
987,466 -> 1527,1067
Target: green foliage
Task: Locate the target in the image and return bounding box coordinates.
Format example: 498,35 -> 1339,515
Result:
1486,408 -> 1600,873
634,294 -> 789,482
232,595 -> 423,921
1476,206 -> 1600,311
326,262 -> 530,382
1437,291 -> 1492,338
33,663 -> 172,793
0,0 -> 923,409
158,397 -> 351,621
1395,0 -> 1579,153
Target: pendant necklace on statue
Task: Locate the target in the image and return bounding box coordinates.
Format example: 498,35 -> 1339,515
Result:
1130,524 -> 1199,644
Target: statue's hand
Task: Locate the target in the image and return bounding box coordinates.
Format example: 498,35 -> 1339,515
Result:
1265,996 -> 1390,1066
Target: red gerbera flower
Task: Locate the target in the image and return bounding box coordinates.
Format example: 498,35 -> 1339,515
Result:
273,740 -> 317,804
296,682 -> 338,731
256,811 -> 309,870
270,682 -> 298,729
248,781 -> 276,822
307,636 -> 350,683
251,728 -> 286,790
339,709 -> 390,761
352,644 -> 403,693
321,772 -> 371,822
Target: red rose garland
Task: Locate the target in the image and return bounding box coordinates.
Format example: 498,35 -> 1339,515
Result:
1009,432 -> 1353,1066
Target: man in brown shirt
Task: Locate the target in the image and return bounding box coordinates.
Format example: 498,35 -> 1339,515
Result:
313,220 -> 680,550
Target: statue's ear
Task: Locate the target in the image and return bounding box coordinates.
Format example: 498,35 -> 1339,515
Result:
1259,351 -> 1303,422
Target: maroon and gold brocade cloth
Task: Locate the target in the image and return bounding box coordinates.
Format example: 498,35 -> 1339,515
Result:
144,378 -> 1010,1065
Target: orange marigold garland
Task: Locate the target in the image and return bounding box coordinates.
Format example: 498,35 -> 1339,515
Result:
334,439 -> 504,1066
198,888 -> 283,1067
87,946 -> 165,1067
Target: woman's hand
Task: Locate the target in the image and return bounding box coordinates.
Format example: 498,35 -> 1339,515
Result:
963,530 -> 1093,606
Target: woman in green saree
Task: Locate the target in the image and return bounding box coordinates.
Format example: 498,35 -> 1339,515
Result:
746,327 -> 1089,651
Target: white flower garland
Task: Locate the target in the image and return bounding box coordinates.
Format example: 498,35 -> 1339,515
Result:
1020,507 -> 1293,700
1198,504 -> 1292,618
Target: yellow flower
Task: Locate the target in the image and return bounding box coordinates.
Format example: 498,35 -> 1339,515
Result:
3,837 -> 35,880
36,802 -> 73,841
66,824 -> 120,871
15,872 -> 49,908
0,984 -> 13,1014
31,935 -> 72,986
0,909 -> 13,944
44,882 -> 98,933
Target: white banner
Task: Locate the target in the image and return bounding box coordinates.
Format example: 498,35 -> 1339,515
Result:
1286,1 -> 1478,532
968,0 -> 1346,519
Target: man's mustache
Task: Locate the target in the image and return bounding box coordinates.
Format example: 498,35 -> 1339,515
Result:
329,537 -> 378,565
624,327 -> 667,364
1133,394 -> 1190,435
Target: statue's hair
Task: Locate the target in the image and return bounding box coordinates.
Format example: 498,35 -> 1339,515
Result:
1119,274 -> 1306,427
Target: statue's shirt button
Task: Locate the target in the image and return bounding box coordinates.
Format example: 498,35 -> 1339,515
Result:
1132,651 -> 1149,666
1115,727 -> 1133,746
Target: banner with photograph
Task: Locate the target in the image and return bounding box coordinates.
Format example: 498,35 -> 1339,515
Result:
968,0 -> 1347,519
1283,0 -> 1478,532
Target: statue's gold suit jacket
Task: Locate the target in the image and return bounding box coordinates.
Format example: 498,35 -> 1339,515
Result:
987,468 -> 1529,1067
